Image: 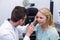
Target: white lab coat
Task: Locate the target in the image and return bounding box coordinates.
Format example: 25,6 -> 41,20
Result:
16,25 -> 27,39
0,19 -> 30,40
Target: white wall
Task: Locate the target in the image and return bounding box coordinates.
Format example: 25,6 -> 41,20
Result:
28,0 -> 50,9
0,0 -> 24,25
0,0 -> 50,25
53,0 -> 60,24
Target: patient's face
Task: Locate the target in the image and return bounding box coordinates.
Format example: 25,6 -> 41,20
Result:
35,12 -> 47,25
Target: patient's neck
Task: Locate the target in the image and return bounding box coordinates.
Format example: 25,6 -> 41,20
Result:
41,24 -> 48,32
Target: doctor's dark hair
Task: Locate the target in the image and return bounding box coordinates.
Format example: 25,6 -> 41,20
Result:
11,6 -> 28,22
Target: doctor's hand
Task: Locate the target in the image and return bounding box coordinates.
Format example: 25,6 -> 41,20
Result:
25,23 -> 34,37
32,16 -> 38,26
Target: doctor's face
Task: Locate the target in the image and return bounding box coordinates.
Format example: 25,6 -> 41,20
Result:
19,15 -> 27,25
35,12 -> 47,25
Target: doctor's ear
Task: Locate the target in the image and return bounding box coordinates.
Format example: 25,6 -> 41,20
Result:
19,19 -> 24,22
18,19 -> 24,25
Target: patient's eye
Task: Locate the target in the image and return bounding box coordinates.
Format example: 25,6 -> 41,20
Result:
36,16 -> 43,19
40,17 -> 43,19
36,16 -> 38,18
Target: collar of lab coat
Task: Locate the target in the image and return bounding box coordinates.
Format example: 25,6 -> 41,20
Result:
3,19 -> 16,31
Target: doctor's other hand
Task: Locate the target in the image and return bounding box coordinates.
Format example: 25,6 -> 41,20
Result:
26,23 -> 34,37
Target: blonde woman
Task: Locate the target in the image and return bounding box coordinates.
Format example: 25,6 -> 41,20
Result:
32,8 -> 59,40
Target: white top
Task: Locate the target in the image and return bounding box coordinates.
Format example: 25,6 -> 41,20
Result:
0,19 -> 30,40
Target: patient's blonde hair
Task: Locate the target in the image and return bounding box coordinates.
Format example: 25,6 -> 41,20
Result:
39,8 -> 54,27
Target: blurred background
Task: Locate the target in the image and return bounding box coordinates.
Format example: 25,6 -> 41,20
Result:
0,0 -> 60,40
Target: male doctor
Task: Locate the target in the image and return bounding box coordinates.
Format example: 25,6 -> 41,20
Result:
0,6 -> 33,40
